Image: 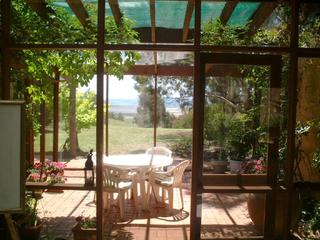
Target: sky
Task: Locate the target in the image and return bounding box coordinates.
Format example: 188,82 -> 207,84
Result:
79,75 -> 139,100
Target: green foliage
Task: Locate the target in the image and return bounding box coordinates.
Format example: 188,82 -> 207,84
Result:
109,112 -> 125,121
225,113 -> 255,161
11,0 -> 140,144
201,19 -> 251,45
16,195 -> 40,228
204,104 -> 231,145
299,194 -> 320,239
299,15 -> 320,48
76,216 -> 96,229
172,111 -> 193,129
60,86 -> 96,133
169,137 -> 192,158
311,150 -> 320,172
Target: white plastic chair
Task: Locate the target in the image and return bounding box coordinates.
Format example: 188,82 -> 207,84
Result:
145,146 -> 172,158
102,165 -> 137,219
148,160 -> 190,210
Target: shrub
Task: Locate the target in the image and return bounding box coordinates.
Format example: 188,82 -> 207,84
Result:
172,111 -> 193,129
170,137 -> 192,158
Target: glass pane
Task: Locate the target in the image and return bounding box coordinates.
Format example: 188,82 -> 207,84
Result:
299,3 -> 320,48
11,1 -> 97,44
202,63 -> 282,175
156,52 -> 193,160
105,51 -> 155,154
295,58 -> 320,182
201,193 -> 265,238
201,2 -> 290,47
107,74 -> 154,154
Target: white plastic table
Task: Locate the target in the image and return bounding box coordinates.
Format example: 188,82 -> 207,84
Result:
93,153 -> 173,210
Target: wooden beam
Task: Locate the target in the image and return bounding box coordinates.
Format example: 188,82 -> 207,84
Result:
182,0 -> 194,42
66,0 -> 90,27
249,2 -> 277,35
150,0 -> 156,43
126,64 -> 241,77
25,182 -> 96,191
108,0 -> 122,26
25,0 -> 54,20
220,0 -> 238,24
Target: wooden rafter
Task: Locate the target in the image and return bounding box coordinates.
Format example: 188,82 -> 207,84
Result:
182,0 -> 194,42
149,0 -> 157,75
249,2 -> 277,35
25,0 -> 54,20
150,0 -> 156,43
66,0 -> 90,27
220,0 -> 238,24
108,0 -> 122,26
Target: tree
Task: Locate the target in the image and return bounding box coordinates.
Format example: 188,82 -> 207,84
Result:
133,76 -> 174,128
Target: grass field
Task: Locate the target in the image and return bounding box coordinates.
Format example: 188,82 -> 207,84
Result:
34,119 -> 192,158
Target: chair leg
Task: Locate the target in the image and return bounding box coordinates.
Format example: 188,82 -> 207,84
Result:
119,191 -> 125,219
168,187 -> 174,209
103,192 -> 109,210
162,187 -> 166,203
179,187 -> 184,209
153,184 -> 161,203
132,185 -> 138,206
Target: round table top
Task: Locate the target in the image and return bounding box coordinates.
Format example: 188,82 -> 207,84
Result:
93,153 -> 173,170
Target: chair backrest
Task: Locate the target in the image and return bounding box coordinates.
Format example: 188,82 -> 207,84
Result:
146,146 -> 172,158
171,160 -> 190,187
102,165 -> 123,189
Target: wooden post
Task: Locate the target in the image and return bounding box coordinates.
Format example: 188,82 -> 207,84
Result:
1,0 -> 11,100
96,0 -> 105,239
105,74 -> 109,156
190,0 -> 202,239
53,71 -> 60,162
284,1 -> 299,239
24,78 -> 34,166
4,214 -> 20,240
40,101 -> 46,162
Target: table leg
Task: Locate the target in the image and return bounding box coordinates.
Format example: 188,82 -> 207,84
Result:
137,169 -> 149,210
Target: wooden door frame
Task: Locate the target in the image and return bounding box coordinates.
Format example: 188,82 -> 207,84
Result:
190,52 -> 282,240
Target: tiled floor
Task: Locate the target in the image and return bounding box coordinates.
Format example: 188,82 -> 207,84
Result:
36,159 -> 259,239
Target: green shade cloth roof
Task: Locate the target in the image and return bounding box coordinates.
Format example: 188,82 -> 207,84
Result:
53,1 -> 262,29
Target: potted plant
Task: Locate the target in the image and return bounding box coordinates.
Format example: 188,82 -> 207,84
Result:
225,113 -> 253,173
207,147 -> 228,173
72,216 -> 96,240
240,158 -> 301,238
15,195 -> 42,240
26,161 -> 67,194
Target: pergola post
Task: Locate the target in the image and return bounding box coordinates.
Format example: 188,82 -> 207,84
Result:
96,0 -> 106,239
1,0 -> 11,100
40,100 -> 46,163
53,70 -> 60,162
25,78 -> 35,166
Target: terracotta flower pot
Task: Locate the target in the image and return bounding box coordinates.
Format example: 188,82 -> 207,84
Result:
229,160 -> 242,173
17,222 -> 43,240
247,193 -> 301,238
209,160 -> 228,173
